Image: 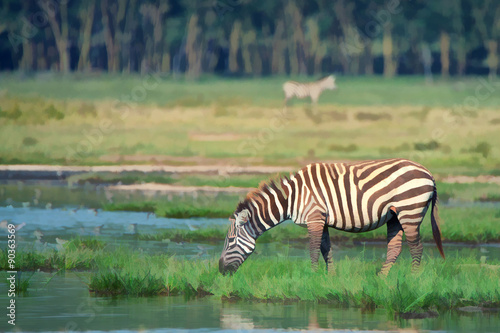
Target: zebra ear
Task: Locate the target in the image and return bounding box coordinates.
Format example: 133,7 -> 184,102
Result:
235,209 -> 250,226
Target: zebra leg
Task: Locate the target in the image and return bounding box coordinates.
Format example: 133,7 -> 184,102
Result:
320,225 -> 334,274
379,214 -> 404,276
401,222 -> 423,273
307,222 -> 324,271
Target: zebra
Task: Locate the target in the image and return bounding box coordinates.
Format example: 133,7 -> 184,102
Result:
283,75 -> 337,105
219,158 -> 445,275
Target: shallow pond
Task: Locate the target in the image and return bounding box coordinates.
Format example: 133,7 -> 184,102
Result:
1,183 -> 500,332
1,273 -> 499,332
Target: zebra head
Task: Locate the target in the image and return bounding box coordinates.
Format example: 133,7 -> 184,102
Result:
325,75 -> 337,90
219,206 -> 257,275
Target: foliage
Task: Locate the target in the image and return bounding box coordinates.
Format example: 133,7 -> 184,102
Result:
1,1 -> 498,77
89,270 -> 166,297
43,105 -> 65,120
414,140 -> 440,151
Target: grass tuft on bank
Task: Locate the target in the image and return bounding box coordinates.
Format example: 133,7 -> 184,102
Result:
2,244 -> 499,315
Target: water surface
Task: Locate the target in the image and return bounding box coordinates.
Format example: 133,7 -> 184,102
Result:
1,273 -> 499,333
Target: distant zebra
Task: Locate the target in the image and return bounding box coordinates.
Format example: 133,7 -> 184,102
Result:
219,158 -> 445,275
283,75 -> 337,105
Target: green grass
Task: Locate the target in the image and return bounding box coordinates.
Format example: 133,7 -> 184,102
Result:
103,192 -> 239,218
1,271 -> 35,296
3,74 -> 500,108
2,244 -> 498,314
437,182 -> 500,203
0,75 -> 499,171
67,172 -> 267,188
89,270 -> 167,297
90,257 -> 499,315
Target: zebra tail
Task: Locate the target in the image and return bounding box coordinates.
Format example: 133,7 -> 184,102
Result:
431,185 -> 445,259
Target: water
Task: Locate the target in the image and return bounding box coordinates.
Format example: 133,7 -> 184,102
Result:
1,205 -> 499,261
1,184 -> 500,332
1,273 -> 499,333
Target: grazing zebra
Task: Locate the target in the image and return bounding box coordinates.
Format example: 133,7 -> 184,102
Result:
283,75 -> 337,105
219,158 -> 445,275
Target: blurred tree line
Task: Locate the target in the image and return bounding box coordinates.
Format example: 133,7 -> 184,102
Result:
0,0 -> 499,77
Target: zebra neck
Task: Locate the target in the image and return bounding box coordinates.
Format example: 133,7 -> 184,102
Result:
248,196 -> 288,237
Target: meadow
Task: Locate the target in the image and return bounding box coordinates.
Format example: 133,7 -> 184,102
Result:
1,74 -> 500,324
0,74 -> 499,177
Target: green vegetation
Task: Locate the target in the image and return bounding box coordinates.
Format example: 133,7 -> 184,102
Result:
0,77 -> 499,174
3,1 -> 498,81
436,182 -> 500,203
67,172 -> 267,188
4,75 -> 500,108
103,193 -> 239,219
89,270 -> 167,297
2,245 -> 498,315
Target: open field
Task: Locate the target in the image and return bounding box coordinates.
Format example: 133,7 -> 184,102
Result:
2,74 -> 500,324
1,75 -> 499,176
2,244 -> 499,316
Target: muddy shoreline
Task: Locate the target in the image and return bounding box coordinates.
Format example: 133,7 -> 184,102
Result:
2,164 -> 500,188
0,164 -> 294,181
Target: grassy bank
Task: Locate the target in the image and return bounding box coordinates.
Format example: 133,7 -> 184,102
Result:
2,245 -> 499,315
137,205 -> 500,244
0,76 -> 499,171
103,192 -> 239,219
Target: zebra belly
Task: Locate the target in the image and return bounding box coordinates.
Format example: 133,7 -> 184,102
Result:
327,207 -> 393,233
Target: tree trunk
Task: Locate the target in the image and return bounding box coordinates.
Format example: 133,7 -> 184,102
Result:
101,0 -> 115,72
364,42 -> 373,75
229,21 -> 241,73
186,14 -> 201,78
78,0 -> 96,71
123,0 -> 137,73
440,31 -> 450,78
46,0 -> 69,72
314,44 -> 326,75
242,30 -> 255,75
19,41 -> 33,71
112,0 -> 127,72
284,2 -> 304,75
487,40 -> 498,78
152,3 -> 168,71
457,36 -> 466,76
271,20 -> 285,74
161,52 -> 170,73
37,42 -> 47,70
383,25 -> 395,78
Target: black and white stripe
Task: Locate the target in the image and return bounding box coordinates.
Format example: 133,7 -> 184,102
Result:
283,75 -> 337,105
219,158 -> 444,275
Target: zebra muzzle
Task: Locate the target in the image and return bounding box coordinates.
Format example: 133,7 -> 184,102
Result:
219,257 -> 237,275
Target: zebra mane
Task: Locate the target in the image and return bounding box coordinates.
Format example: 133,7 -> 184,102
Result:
319,74 -> 334,81
235,175 -> 290,214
